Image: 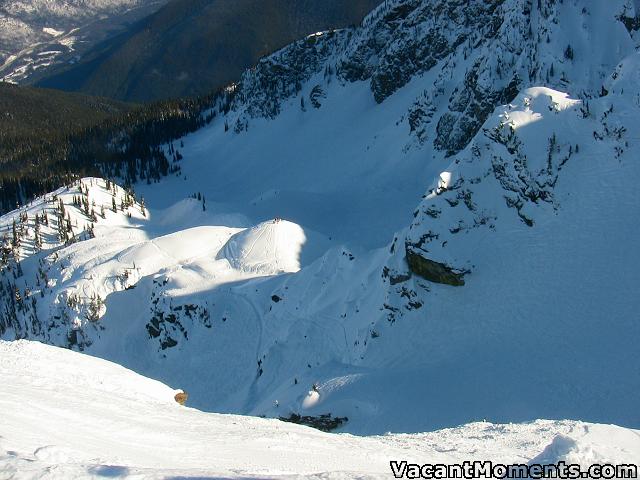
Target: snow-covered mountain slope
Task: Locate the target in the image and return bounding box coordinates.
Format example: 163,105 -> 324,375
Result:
2,0 -> 640,436
1,340 -> 638,479
0,0 -> 167,83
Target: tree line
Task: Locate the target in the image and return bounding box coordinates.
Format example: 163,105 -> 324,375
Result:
0,85 -> 235,214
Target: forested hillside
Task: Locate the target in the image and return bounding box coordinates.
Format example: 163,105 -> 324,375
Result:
0,82 -> 225,213
36,0 -> 381,101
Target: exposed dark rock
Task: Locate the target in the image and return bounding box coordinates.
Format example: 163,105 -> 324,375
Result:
434,70 -> 520,156
390,272 -> 412,285
408,96 -> 437,144
405,247 -> 465,287
309,85 -> 326,108
279,413 -> 348,432
618,14 -> 640,33
382,266 -> 412,285
161,336 -> 178,350
146,320 -> 161,338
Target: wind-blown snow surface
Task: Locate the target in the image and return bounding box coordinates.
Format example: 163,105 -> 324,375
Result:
1,340 -> 638,479
2,0 -> 640,437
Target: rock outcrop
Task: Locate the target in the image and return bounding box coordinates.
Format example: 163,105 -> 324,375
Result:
405,247 -> 465,287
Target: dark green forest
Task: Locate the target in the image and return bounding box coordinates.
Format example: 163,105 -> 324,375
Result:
0,82 -> 230,214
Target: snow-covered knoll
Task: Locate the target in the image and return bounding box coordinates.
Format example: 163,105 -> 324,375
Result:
220,220 -> 329,274
1,340 -> 638,479
1,0 -> 640,438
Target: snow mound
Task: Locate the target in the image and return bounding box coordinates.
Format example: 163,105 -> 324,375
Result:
218,219 -> 307,274
528,423 -> 640,468
301,389 -> 321,409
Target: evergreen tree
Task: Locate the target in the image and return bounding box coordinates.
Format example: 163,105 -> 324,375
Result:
11,220 -> 18,249
34,216 -> 42,252
564,44 -> 574,60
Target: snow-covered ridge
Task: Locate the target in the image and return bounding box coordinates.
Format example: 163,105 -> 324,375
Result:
1,340 -> 638,479
0,178 -> 328,351
226,0 -> 639,155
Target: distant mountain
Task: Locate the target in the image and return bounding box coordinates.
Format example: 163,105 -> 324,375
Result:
0,0 -> 169,84
35,0 -> 382,102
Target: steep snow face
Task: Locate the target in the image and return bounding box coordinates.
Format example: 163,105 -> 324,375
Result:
227,0 -> 638,154
0,0 -> 167,83
2,0 -> 640,436
1,340 -> 639,479
131,0 -> 640,248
